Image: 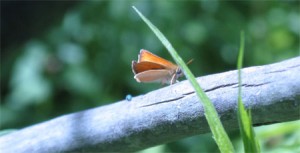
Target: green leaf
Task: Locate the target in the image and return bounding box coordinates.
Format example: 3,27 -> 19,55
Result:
237,31 -> 261,153
132,6 -> 234,153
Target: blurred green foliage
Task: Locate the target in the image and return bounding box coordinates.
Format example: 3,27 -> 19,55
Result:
1,1 -> 299,152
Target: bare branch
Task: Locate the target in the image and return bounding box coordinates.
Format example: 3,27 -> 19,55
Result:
1,57 -> 299,152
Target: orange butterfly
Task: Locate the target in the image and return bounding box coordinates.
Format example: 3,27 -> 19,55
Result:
132,49 -> 183,84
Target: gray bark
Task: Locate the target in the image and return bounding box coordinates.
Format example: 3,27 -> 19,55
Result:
1,57 -> 299,152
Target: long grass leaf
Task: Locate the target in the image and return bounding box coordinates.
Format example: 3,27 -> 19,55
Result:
133,6 -> 235,153
237,31 -> 260,153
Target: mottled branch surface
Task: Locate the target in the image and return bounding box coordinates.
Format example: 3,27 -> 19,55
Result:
1,57 -> 299,152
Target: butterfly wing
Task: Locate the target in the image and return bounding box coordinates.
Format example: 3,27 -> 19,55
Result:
132,61 -> 166,74
138,49 -> 178,70
134,69 -> 172,83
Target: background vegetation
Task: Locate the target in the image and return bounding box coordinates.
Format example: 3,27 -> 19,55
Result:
1,1 -> 299,152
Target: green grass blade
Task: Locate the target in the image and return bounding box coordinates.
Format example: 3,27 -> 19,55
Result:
132,6 -> 234,153
237,31 -> 261,153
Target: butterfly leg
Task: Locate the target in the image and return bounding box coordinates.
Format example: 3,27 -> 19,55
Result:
170,73 -> 177,85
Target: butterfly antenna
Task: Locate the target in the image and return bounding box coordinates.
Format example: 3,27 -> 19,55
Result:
186,59 -> 194,65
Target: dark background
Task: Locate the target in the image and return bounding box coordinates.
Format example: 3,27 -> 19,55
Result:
1,1 -> 299,152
